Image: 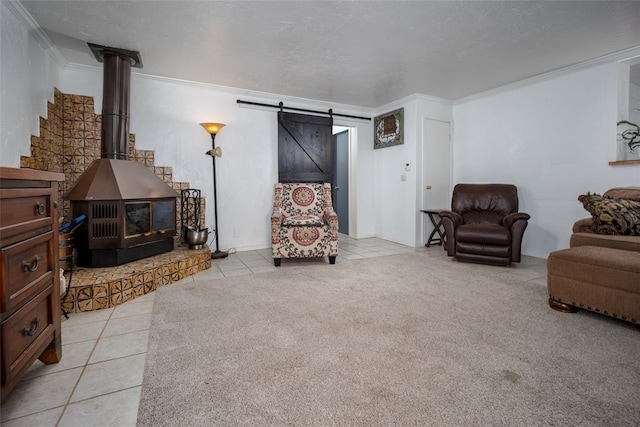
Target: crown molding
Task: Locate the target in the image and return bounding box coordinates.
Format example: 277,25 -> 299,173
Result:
414,93 -> 454,105
376,95 -> 415,115
375,93 -> 453,116
65,63 -> 102,74
64,63 -> 375,119
134,73 -> 375,118
5,1 -> 68,68
454,45 -> 640,105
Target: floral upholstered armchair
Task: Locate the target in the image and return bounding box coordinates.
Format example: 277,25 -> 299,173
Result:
271,182 -> 338,266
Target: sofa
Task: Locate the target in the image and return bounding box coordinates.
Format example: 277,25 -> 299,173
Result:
547,187 -> 640,324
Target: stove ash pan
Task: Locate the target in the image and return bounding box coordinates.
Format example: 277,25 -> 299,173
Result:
72,198 -> 176,268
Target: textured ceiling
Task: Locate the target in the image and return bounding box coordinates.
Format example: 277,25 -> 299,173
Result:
20,1 -> 640,107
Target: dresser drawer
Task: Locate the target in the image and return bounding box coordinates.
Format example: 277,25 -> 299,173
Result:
1,285 -> 54,386
1,232 -> 54,316
0,189 -> 54,247
0,167 -> 63,402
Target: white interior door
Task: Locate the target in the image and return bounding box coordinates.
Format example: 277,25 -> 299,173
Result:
422,118 -> 451,245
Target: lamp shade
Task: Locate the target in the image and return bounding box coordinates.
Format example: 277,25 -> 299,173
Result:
200,122 -> 225,135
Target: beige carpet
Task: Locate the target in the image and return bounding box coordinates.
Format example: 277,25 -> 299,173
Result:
137,252 -> 640,426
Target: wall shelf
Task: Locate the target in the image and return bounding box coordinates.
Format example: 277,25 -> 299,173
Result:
608,159 -> 640,166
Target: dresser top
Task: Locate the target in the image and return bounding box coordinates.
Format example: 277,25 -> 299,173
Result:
0,167 -> 64,182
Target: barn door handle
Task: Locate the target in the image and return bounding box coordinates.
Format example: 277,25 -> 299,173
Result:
22,255 -> 41,272
22,318 -> 40,337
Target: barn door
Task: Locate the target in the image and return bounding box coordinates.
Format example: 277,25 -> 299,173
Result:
278,112 -> 334,183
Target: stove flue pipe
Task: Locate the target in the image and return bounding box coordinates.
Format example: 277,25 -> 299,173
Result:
101,51 -> 132,160
87,43 -> 142,160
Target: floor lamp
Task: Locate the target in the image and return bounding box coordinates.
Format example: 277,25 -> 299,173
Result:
200,122 -> 229,259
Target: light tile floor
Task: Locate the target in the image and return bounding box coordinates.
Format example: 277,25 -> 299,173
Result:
0,235 -> 547,426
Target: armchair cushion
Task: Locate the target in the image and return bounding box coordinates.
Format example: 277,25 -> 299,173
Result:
452,185 -> 518,224
281,184 -> 325,216
456,224 -> 511,245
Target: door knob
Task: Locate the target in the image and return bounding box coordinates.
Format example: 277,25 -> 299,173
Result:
334,187 -> 340,191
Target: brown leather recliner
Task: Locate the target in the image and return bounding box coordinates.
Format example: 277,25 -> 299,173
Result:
438,184 -> 530,266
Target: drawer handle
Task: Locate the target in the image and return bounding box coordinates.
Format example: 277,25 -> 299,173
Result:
22,318 -> 40,337
35,202 -> 46,216
22,255 -> 41,272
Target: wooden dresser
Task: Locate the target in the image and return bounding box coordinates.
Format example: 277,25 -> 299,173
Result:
0,167 -> 64,401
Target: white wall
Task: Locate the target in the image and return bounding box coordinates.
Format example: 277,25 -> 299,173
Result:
373,100 -> 418,246
60,67 -> 376,251
453,63 -> 639,259
0,2 -> 61,167
373,96 -> 453,247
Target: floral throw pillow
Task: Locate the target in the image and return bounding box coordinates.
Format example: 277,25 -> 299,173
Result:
578,193 -> 640,236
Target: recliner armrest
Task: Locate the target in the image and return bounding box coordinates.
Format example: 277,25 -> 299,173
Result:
438,211 -> 462,256
502,212 -> 530,229
503,212 -> 530,263
438,210 -> 462,226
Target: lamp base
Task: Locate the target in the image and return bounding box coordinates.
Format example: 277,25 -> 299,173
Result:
211,250 -> 229,259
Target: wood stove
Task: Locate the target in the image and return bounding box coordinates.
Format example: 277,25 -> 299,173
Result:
65,44 -> 178,267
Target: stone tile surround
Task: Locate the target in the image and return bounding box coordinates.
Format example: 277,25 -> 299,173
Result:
18,88 -> 210,311
19,87 -> 206,237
